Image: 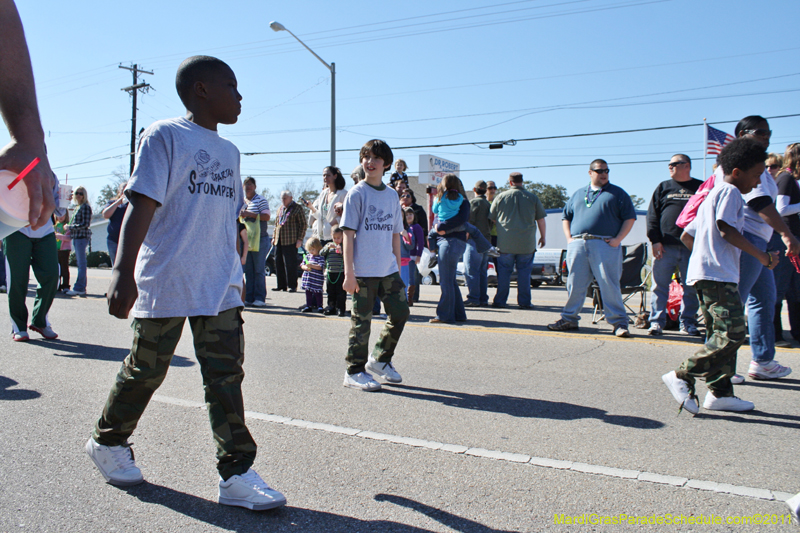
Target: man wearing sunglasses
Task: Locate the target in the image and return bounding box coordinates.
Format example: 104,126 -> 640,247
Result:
549,159 -> 636,337
646,155 -> 703,336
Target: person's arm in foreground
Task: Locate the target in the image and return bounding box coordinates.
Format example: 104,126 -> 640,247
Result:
0,0 -> 55,229
107,192 -> 157,318
718,220 -> 778,270
757,203 -> 800,256
537,217 -> 546,248
606,218 -> 635,248
343,229 -> 358,294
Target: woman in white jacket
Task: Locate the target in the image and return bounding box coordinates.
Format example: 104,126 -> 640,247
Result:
306,166 -> 347,246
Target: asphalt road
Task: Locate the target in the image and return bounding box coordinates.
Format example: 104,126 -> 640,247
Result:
1,267 -> 798,532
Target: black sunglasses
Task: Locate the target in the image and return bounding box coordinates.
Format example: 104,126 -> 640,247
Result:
668,161 -> 688,168
487,186 -> 497,190
767,164 -> 781,170
74,192 -> 85,196
400,194 -> 411,198
744,128 -> 772,138
590,168 -> 610,174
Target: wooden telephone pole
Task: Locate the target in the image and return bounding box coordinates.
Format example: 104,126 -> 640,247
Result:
119,64 -> 152,175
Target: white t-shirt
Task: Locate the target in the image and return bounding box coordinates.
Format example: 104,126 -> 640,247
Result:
340,181 -> 402,278
126,117 -> 244,318
713,165 -> 775,242
686,181 -> 744,285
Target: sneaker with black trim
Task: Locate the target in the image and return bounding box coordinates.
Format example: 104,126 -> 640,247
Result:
661,371 -> 699,415
648,323 -> 662,336
85,438 -> 143,486
218,468 -> 286,511
748,360 -> 792,380
547,318 -> 578,332
366,358 -> 402,383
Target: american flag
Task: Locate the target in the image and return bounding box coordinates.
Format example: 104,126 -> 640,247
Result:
706,124 -> 735,156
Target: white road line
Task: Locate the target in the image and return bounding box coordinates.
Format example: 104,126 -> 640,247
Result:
150,394 -> 794,504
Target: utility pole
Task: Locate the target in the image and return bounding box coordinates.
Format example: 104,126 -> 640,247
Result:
119,64 -> 152,175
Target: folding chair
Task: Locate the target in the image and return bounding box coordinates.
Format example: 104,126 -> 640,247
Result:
589,242 -> 651,324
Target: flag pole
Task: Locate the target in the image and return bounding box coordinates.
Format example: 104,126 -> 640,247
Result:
703,118 -> 708,179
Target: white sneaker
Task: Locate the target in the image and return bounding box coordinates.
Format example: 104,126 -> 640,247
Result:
85,438 -> 143,486
12,331 -> 29,342
487,246 -> 501,258
251,300 -> 267,308
748,360 -> 792,380
365,358 -> 402,383
702,392 -> 754,412
786,492 -> 800,525
343,371 -> 381,392
29,324 -> 58,340
65,290 -> 86,296
661,371 -> 699,415
648,323 -> 662,336
218,468 -> 286,511
614,326 -> 630,338
730,374 -> 745,384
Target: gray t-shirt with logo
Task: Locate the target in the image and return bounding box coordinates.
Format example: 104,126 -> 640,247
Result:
126,117 -> 244,318
340,181 -> 402,278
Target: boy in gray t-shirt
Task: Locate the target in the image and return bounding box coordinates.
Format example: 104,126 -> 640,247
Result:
663,138 -> 777,415
85,56 -> 285,511
340,139 -> 410,392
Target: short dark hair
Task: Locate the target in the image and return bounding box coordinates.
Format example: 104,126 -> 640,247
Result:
402,206 -> 417,225
331,225 -> 344,235
509,172 -> 523,184
735,115 -> 768,137
324,166 -> 346,191
175,55 -> 230,107
590,159 -> 608,169
718,137 -> 767,174
359,139 -> 393,172
243,176 -> 256,187
671,154 -> 691,166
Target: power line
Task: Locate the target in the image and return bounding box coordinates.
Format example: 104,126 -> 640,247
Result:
240,113 -> 800,156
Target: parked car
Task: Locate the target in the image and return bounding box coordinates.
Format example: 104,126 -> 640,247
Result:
530,248 -> 567,286
264,241 -> 305,278
419,248 -> 497,286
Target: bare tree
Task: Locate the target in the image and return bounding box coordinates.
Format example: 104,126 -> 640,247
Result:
96,165 -> 129,209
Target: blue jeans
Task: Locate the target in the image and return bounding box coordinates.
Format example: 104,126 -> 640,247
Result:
561,239 -> 627,328
400,263 -> 410,298
494,252 -> 534,307
436,237 -> 467,322
738,231 -> 775,364
72,237 -> 89,292
770,232 -> 800,340
649,244 -> 698,329
463,238 -> 489,305
244,234 -> 269,303
107,239 -> 118,267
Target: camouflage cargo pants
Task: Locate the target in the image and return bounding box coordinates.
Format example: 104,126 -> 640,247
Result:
676,280 -> 745,398
93,307 -> 256,480
347,272 -> 410,374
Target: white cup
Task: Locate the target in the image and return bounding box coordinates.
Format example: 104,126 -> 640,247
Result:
0,170 -> 31,239
58,183 -> 73,209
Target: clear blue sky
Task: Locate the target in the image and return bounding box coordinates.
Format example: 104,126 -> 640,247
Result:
6,0 -> 800,209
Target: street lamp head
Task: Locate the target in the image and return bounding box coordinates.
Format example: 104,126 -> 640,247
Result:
269,21 -> 286,32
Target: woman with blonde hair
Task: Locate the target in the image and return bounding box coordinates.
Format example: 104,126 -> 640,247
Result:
766,152 -> 784,178
65,186 -> 92,296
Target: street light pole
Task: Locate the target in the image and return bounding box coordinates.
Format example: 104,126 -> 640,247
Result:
270,21 -> 336,167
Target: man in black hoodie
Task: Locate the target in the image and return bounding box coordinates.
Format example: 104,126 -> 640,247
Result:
646,154 -> 703,336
